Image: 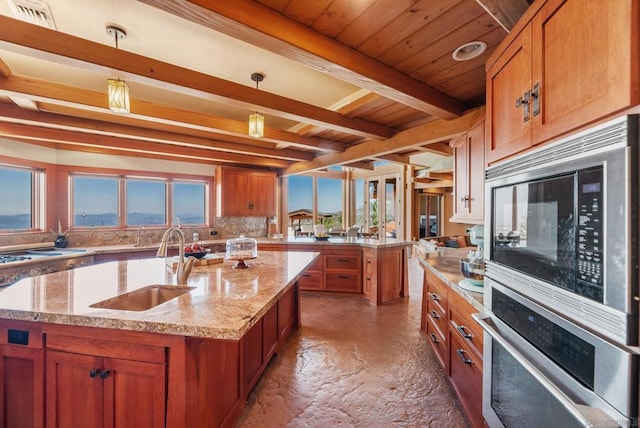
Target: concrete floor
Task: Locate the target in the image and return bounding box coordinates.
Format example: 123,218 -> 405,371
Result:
236,257 -> 470,428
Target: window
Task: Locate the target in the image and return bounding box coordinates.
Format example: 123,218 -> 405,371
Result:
72,174 -> 209,229
287,175 -> 313,231
353,178 -> 364,227
173,181 -> 206,225
317,177 -> 342,230
127,179 -> 166,226
73,175 -> 119,227
0,166 -> 42,231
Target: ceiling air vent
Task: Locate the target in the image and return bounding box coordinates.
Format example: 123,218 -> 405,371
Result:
7,0 -> 56,29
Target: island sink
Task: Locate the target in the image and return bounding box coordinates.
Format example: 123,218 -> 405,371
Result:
89,284 -> 195,311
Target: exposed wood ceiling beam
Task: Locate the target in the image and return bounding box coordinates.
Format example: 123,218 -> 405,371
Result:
0,58 -> 11,78
0,74 -> 347,153
283,106 -> 485,175
415,142 -> 454,156
412,178 -> 454,188
373,153 -> 412,166
0,15 -> 394,140
475,0 -> 530,32
0,122 -> 291,168
139,0 -> 467,119
0,103 -> 313,162
418,172 -> 454,181
343,161 -> 374,170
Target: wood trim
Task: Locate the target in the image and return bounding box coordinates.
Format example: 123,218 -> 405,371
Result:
475,0 -> 531,32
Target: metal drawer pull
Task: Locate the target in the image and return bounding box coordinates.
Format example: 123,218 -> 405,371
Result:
336,258 -> 349,262
430,310 -> 440,319
337,274 -> 349,279
456,349 -> 472,364
89,369 -> 97,378
429,333 -> 439,344
100,370 -> 111,379
302,274 -> 311,277
456,325 -> 473,339
429,293 -> 440,301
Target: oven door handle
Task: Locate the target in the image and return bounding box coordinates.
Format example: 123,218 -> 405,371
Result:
473,314 -> 622,427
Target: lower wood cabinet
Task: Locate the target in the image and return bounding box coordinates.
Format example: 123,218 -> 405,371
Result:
0,321 -> 44,428
45,335 -> 167,428
323,246 -> 361,293
420,267 -> 484,428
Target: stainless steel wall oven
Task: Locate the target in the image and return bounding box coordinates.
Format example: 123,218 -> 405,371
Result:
478,115 -> 640,427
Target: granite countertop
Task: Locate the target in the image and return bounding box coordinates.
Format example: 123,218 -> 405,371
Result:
417,248 -> 485,311
78,236 -> 410,255
0,251 -> 318,340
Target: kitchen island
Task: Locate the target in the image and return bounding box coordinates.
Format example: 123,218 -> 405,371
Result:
0,250 -> 317,428
87,236 -> 411,306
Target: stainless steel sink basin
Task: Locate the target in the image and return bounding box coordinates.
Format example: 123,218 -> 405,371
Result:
89,285 -> 194,311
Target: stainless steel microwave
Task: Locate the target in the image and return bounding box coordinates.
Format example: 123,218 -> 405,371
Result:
484,115 -> 639,346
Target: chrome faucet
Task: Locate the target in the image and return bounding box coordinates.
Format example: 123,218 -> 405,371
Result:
171,216 -> 182,228
157,227 -> 196,284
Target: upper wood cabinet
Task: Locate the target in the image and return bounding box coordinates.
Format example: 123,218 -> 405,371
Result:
215,167 -> 276,217
451,119 -> 485,224
485,0 -> 639,165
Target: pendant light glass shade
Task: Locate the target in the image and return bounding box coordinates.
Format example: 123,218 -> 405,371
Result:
107,78 -> 130,114
248,112 -> 264,138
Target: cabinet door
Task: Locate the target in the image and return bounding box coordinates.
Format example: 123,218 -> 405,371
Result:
262,304 -> 279,362
278,287 -> 295,339
46,351 -> 103,428
0,345 -> 44,428
466,120 -> 485,222
449,332 -> 483,428
104,358 -> 166,428
451,134 -> 469,220
486,24 -> 533,164
241,320 -> 263,392
220,169 -> 250,216
249,173 -> 276,216
532,0 -> 638,144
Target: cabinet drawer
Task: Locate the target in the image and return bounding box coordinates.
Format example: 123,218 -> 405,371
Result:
426,270 -> 448,312
299,270 -> 322,290
325,272 -> 361,293
46,334 -> 166,364
449,292 -> 483,354
324,255 -> 361,271
426,302 -> 447,346
322,246 -> 360,256
425,315 -> 448,373
449,330 -> 483,428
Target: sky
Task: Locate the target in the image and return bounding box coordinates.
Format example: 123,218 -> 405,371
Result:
287,175 -> 343,213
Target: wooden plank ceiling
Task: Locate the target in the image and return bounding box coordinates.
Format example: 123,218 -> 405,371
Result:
0,0 -> 530,175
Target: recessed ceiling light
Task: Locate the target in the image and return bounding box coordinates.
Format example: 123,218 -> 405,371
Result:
452,41 -> 487,61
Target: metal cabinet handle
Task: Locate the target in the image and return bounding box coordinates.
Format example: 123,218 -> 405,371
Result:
302,273 -> 311,277
516,89 -> 531,122
429,333 -> 439,344
429,293 -> 440,302
532,82 -> 541,116
336,258 -> 349,262
456,349 -> 472,364
337,275 -> 349,279
430,310 -> 440,319
456,324 -> 473,339
99,370 -> 111,379
89,369 -> 97,378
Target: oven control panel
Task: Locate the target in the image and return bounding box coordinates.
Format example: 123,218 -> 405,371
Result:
576,168 -> 604,300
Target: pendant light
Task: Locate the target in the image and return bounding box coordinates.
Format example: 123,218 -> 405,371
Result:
106,25 -> 130,114
248,72 -> 265,138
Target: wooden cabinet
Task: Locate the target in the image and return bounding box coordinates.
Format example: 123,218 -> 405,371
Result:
45,334 -> 166,428
485,0 -> 639,165
420,267 -> 484,428
216,167 -> 276,217
323,246 -> 361,293
362,245 -> 407,305
290,244 -> 323,291
241,285 -> 299,395
0,322 -> 44,428
451,119 -> 485,224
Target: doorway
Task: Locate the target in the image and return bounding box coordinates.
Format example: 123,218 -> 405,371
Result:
418,193 -> 441,239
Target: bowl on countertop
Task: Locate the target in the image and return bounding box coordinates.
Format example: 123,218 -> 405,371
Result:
459,258 -> 485,286
313,235 -> 329,241
185,250 -> 209,259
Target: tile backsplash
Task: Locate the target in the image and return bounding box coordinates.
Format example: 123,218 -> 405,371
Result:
0,217 -> 268,248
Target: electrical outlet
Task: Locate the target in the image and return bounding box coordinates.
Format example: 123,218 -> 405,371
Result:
210,230 -> 218,236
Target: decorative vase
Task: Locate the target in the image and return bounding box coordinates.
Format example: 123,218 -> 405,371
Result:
54,235 -> 68,248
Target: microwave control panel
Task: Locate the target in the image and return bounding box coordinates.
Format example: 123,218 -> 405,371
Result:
576,167 -> 604,298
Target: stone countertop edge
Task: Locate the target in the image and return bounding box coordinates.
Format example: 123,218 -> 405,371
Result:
0,251 -> 319,341
80,237 -> 411,254
416,250 -> 485,312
